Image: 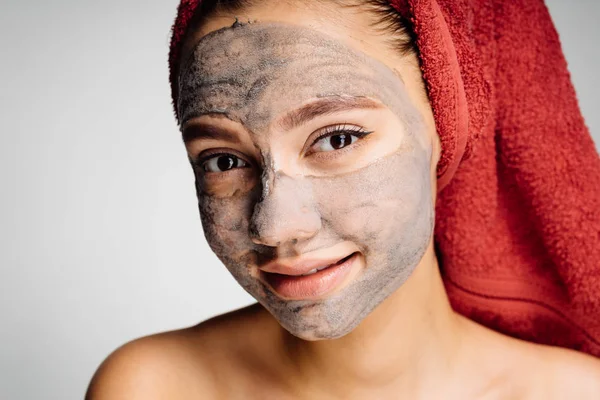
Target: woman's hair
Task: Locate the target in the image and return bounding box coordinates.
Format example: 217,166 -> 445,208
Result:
176,0 -> 417,78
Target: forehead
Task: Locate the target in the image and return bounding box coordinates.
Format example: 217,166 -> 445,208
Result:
177,22 -> 415,132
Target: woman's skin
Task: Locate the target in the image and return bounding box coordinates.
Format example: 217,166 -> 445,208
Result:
87,1 -> 600,399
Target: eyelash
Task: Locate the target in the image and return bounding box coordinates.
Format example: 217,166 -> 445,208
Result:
305,123 -> 372,156
192,150 -> 251,174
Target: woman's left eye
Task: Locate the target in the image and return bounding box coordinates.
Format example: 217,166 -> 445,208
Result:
310,125 -> 371,153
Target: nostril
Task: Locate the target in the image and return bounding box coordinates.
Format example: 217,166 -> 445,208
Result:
250,233 -> 281,247
249,223 -> 316,247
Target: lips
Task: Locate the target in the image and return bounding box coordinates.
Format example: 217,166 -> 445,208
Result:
260,252 -> 356,276
260,252 -> 360,300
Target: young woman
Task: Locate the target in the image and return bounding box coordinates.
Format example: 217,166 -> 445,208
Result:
87,0 -> 600,398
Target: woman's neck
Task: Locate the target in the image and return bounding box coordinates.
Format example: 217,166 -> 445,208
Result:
277,243 -> 467,398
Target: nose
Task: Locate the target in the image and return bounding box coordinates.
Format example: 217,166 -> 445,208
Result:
249,171 -> 321,248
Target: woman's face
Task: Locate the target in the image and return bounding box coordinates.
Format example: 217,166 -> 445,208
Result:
179,4 -> 440,340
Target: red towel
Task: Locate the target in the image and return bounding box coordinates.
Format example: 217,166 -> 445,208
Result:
168,0 -> 600,356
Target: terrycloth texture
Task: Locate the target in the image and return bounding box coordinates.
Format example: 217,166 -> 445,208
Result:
168,0 -> 600,356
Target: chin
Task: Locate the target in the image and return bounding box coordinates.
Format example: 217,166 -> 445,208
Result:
284,323 -> 357,341
264,299 -> 364,341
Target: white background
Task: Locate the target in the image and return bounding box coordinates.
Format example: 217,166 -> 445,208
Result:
0,1 -> 598,399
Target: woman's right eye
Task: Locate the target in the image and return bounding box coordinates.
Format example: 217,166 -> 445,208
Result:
201,154 -> 250,173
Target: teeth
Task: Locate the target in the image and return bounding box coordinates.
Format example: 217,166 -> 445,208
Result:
301,265 -> 329,276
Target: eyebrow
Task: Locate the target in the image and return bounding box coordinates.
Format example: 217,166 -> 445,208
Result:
277,96 -> 384,132
181,120 -> 242,144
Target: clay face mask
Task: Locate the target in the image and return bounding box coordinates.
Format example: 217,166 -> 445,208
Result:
179,22 -> 434,340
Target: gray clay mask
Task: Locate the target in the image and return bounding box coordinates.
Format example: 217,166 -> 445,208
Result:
179,22 -> 434,340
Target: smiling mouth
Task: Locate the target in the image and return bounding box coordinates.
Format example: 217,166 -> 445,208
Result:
261,252 -> 360,300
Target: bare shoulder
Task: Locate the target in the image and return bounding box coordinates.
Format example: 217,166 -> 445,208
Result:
539,345 -> 600,399
86,303 -> 275,400
458,317 -> 600,400
509,340 -> 600,399
85,327 -> 217,400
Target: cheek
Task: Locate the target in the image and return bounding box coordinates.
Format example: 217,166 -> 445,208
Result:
198,193 -> 255,264
193,165 -> 259,260
311,149 -> 432,251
